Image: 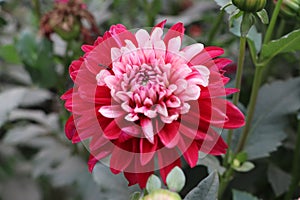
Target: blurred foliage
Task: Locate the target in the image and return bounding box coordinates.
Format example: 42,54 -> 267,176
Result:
0,0 -> 300,200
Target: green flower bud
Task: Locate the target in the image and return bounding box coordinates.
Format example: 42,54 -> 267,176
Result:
143,189 -> 182,200
232,0 -> 267,12
274,0 -> 300,19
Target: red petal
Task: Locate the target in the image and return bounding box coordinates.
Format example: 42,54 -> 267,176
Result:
158,122 -> 180,148
158,150 -> 181,183
198,128 -> 228,155
103,120 -> 121,139
140,137 -> 157,165
110,147 -> 134,174
65,116 -> 76,140
178,138 -> 199,167
88,154 -> 98,172
164,22 -> 185,45
124,171 -> 153,188
154,19 -> 167,29
214,58 -> 232,70
223,101 -> 245,129
189,46 -> 224,66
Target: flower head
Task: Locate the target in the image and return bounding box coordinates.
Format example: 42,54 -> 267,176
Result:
40,0 -> 99,43
61,20 -> 245,188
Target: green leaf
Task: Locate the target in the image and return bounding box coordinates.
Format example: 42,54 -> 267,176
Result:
184,171 -> 219,200
0,87 -> 27,127
256,9 -> 269,24
214,0 -> 236,13
235,152 -> 248,163
267,164 -> 291,197
16,31 -> 58,88
261,29 -> 300,62
16,31 -> 38,67
0,44 -> 21,64
230,15 -> 262,53
146,174 -> 162,193
166,166 -> 185,192
233,161 -> 255,172
245,78 -> 300,160
232,190 -> 259,200
197,153 -> 225,175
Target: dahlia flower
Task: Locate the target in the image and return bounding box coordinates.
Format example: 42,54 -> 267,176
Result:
61,20 -> 245,188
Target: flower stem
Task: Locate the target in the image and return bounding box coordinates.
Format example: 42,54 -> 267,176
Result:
285,115 -> 300,200
235,0 -> 283,153
218,167 -> 234,198
236,65 -> 264,153
220,36 -> 247,199
225,36 -> 247,158
263,0 -> 283,44
208,10 -> 224,44
32,0 -> 41,19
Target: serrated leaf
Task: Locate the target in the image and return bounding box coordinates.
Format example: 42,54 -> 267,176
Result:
184,171 -> 219,200
245,78 -> 300,160
20,88 -> 52,107
3,124 -> 48,145
166,166 -> 185,192
233,161 -> 255,172
0,177 -> 42,200
261,29 -> 300,62
92,163 -> 138,200
146,175 -> 162,193
0,88 -> 27,127
197,153 -> 225,175
267,164 -> 291,197
232,190 -> 259,200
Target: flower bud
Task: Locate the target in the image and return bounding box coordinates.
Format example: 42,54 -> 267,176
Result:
274,0 -> 300,19
232,0 -> 267,12
143,189 -> 182,200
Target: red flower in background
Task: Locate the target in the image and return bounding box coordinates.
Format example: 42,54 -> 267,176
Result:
61,20 -> 245,188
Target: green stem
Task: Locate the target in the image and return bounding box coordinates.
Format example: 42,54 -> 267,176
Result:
224,36 -> 247,162
32,0 -> 41,19
236,65 -> 264,153
285,115 -> 300,200
220,36 -> 247,199
218,167 -> 234,198
263,0 -> 283,44
208,10 -> 225,44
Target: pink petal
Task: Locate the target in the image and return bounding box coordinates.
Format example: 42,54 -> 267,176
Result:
135,29 -> 150,48
99,105 -> 124,118
182,43 -> 204,61
140,118 -> 154,143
